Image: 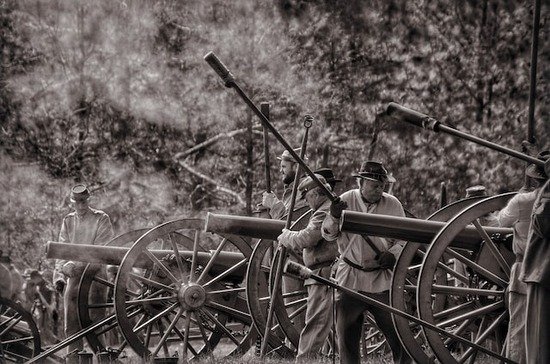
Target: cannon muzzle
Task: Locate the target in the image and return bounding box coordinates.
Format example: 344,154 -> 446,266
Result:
205,212 -> 512,250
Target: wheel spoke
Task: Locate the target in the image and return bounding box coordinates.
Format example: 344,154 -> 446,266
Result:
284,297 -> 308,308
134,302 -> 179,333
194,311 -> 212,353
152,306 -> 184,356
472,219 -> 511,276
197,239 -> 228,284
167,318 -> 199,356
208,287 -> 245,295
443,318 -> 474,345
431,284 -> 504,297
202,258 -> 248,287
93,275 -> 115,289
437,301 -> 504,328
200,309 -> 241,346
206,301 -> 251,324
129,272 -> 176,292
143,249 -> 180,284
156,321 -> 170,357
168,233 -> 189,282
181,312 -> 192,358
458,311 -> 508,363
287,303 -> 307,320
125,295 -> 177,305
445,248 -> 508,287
434,300 -> 476,320
189,230 -> 201,283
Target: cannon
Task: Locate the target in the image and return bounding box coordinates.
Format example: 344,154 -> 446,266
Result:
28,220 -> 261,363
205,196 -> 516,364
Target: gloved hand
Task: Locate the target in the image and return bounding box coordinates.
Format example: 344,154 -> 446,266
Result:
61,261 -> 76,278
376,251 -> 396,269
330,198 -> 348,218
262,192 -> 279,209
54,279 -> 66,293
277,228 -> 293,249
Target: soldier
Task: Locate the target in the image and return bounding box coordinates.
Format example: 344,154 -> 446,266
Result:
519,154 -> 550,364
497,150 -> 549,364
322,161 -> 412,364
261,148 -> 308,219
22,269 -> 60,345
277,174 -> 339,361
53,184 -> 114,353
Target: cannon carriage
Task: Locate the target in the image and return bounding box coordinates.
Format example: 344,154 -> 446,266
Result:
13,189 -> 514,364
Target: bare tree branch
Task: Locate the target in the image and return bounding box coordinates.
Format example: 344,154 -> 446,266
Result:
176,160 -> 245,206
173,126 -> 262,160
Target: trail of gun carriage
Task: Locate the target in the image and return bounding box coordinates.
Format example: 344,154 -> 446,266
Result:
1,1 -> 548,363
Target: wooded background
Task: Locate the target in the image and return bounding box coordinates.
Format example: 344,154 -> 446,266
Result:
1,0 -> 548,270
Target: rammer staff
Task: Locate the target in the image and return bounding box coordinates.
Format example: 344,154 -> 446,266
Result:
386,102 -> 544,167
203,51 -> 338,201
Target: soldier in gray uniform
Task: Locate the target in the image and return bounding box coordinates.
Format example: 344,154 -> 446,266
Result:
278,174 -> 339,361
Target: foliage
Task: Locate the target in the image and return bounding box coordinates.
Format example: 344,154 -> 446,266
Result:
0,0 -> 548,269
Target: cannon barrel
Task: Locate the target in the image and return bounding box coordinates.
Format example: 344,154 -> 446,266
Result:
205,212 -> 512,250
386,102 -> 544,167
45,242 -> 246,274
341,211 -> 511,250
205,213 -> 287,240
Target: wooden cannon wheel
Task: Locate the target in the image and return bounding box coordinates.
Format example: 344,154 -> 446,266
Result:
78,228 -> 205,355
0,296 -> 41,362
391,196 -> 488,363
245,209 -> 311,355
113,218 -> 255,360
416,193 -> 515,364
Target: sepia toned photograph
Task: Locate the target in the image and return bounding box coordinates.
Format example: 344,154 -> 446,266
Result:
0,1 -> 548,363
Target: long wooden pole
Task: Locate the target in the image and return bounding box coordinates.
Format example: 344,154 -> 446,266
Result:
527,0 -> 541,144
260,116 -> 312,357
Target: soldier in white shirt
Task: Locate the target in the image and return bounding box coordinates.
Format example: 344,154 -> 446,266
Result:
322,161 -> 411,364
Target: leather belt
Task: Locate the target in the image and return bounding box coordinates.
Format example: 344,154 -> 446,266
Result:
343,257 -> 379,272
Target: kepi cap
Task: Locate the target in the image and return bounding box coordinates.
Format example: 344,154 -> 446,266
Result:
70,184 -> 90,202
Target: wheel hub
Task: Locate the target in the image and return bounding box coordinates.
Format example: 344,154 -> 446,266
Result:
178,283 -> 206,310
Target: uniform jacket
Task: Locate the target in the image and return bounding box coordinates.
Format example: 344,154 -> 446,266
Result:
498,190 -> 538,294
322,189 -> 405,293
520,180 -> 550,287
269,181 -> 308,220
54,208 -> 114,283
279,199 -> 338,277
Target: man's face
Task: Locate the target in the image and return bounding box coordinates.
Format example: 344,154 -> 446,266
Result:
72,199 -> 90,215
280,160 -> 297,185
359,179 -> 385,203
304,188 -> 319,209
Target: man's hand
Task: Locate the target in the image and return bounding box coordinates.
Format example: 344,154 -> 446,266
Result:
54,279 -> 65,293
330,198 -> 348,218
377,251 -> 396,269
262,192 -> 279,209
61,261 -> 76,278
277,228 -> 293,249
